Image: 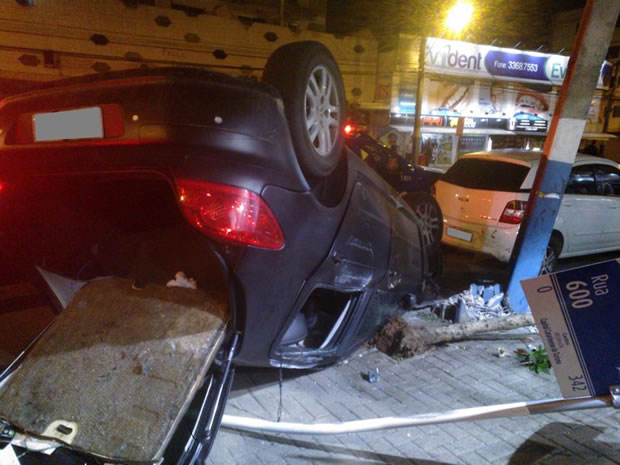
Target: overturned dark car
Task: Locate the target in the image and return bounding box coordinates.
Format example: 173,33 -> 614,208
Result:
346,132 -> 444,274
0,42 -> 428,464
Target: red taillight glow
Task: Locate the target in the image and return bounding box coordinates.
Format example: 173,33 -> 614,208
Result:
499,200 -> 527,224
176,179 -> 284,249
344,124 -> 353,135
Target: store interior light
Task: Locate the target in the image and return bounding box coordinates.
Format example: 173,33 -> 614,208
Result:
445,1 -> 474,35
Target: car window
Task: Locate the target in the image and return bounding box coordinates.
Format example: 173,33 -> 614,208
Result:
441,158 -> 530,192
361,143 -> 386,159
593,164 -> 620,196
360,142 -> 388,169
565,165 -> 596,195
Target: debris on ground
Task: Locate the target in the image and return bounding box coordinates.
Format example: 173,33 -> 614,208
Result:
374,281 -> 540,359
166,271 -> 197,289
432,282 -> 510,323
364,368 -> 380,384
375,313 -> 535,359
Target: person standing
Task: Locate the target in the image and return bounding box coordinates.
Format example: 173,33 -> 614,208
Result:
582,141 -> 599,156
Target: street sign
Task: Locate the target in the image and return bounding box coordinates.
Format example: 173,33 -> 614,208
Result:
521,259 -> 619,398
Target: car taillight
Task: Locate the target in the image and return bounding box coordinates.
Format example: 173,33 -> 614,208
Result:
499,200 -> 527,224
176,179 -> 284,249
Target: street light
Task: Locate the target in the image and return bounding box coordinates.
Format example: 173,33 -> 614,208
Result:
411,1 -> 474,165
445,1 -> 474,35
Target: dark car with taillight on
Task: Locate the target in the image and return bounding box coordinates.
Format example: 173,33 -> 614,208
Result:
0,42 -> 428,465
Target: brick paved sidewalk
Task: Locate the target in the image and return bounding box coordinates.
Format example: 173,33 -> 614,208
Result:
208,336 -> 619,465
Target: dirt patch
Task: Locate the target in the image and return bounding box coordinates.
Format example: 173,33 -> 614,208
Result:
375,316 -> 432,358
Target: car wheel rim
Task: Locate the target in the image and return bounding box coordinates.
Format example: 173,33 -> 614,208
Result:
540,246 -> 555,274
414,202 -> 440,248
305,65 -> 340,157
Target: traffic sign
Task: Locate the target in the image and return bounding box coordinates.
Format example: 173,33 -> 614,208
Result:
521,259 -> 619,398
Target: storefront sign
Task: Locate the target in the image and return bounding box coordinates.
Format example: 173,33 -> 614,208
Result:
509,113 -> 548,132
521,259 -> 619,398
398,88 -> 416,112
391,113 -> 513,131
421,115 -> 444,127
447,116 -> 503,130
426,38 -> 611,89
396,76 -> 557,131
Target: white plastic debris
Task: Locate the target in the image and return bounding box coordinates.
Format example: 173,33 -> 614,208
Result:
486,293 -> 504,310
432,282 -> 511,322
166,271 -> 197,290
37,267 -> 87,309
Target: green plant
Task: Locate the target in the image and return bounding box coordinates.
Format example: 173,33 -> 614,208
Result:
515,345 -> 551,374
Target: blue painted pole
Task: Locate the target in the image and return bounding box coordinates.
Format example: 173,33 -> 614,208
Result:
505,0 -> 620,313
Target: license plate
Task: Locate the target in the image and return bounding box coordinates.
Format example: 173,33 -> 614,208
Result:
446,226 -> 473,242
33,107 -> 104,142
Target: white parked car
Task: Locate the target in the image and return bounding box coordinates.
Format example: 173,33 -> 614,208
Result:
435,150 -> 620,273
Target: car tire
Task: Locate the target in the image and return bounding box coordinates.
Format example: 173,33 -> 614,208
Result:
405,192 -> 443,253
540,235 -> 561,275
263,41 -> 346,178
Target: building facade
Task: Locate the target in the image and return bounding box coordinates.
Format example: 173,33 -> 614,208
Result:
360,35 -> 612,169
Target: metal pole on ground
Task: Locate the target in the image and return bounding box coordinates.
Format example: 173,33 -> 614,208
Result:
222,387 -> 618,435
505,0 -> 620,313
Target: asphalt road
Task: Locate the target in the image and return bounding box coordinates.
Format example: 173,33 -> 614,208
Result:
437,246 -> 619,299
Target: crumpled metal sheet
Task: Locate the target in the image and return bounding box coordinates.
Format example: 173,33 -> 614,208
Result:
433,282 -> 512,322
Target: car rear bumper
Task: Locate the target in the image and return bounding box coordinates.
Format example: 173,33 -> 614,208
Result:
441,217 -> 519,262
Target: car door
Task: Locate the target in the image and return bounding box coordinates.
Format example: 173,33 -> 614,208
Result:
593,163 -> 620,247
558,164 -> 605,254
